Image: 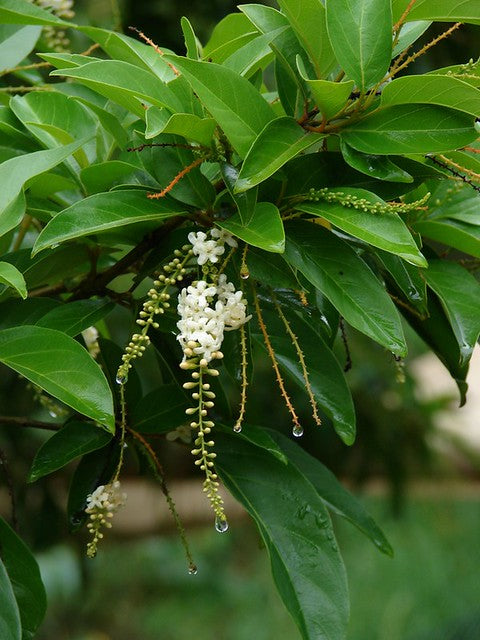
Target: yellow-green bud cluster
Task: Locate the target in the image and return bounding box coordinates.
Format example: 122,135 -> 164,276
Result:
181,360 -> 228,532
85,480 -> 126,558
117,247 -> 193,384
307,188 -> 430,215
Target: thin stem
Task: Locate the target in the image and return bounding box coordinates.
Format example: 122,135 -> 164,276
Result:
393,0 -> 417,35
0,61 -> 50,79
147,157 -> 205,199
13,215 -> 32,252
0,416 -> 60,431
129,428 -> 197,573
233,323 -> 249,433
252,286 -> 301,432
428,155 -> 480,193
113,384 -> 127,482
128,27 -> 180,76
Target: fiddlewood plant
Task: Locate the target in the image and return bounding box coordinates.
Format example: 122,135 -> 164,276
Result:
0,0 -> 479,638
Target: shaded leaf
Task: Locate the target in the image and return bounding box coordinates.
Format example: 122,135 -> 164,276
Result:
29,421 -> 112,482
284,221 -> 407,356
0,559 -> 21,640
413,218 -> 480,258
0,0 -> 73,26
35,299 -> 115,337
0,326 -> 115,431
0,262 -> 27,299
130,384 -> 189,434
340,141 -> 413,183
0,25 -> 41,72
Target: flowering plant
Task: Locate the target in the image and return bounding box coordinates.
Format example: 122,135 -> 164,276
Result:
0,0 -> 479,638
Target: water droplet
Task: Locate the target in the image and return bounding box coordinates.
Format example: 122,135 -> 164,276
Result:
188,564 -> 198,575
315,515 -> 329,529
116,373 -> 127,385
215,516 -> 229,533
48,408 -> 58,418
240,270 -> 250,280
233,423 -> 242,433
292,425 -> 304,438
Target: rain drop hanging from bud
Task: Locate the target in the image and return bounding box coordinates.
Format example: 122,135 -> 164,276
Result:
215,515 -> 229,533
292,425 -> 304,438
233,423 -> 242,433
188,564 -> 198,575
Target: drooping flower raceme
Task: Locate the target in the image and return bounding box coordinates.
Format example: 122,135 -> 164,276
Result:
85,481 -> 126,557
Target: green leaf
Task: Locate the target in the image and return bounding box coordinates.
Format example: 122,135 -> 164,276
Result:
0,517 -> 47,639
218,202 -> 285,253
202,12 -> 257,63
326,0 -> 392,90
0,298 -> 60,331
145,108 -> 216,146
295,189 -> 426,266
400,292 -> 469,405
223,29 -> 279,78
270,431 -> 393,556
218,423 -> 288,464
29,421 -> 112,482
236,117 -> 324,192
413,218 -> 480,258
164,56 -> 275,158
423,260 -> 480,367
130,384 -> 189,434
341,105 -> 477,155
392,0 -> 480,24
277,0 -> 336,78
0,25 -> 41,72
79,27 -> 177,82
374,250 -> 427,315
221,163 -> 258,225
215,430 -> 349,640
0,262 -> 27,299
0,139 -> 89,237
247,247 -> 299,289
254,301 -> 356,444
0,0 -> 73,26
284,221 -> 407,356
181,17 -> 200,60
33,191 -> 186,254
340,141 -> 413,183
35,299 -> 114,337
10,92 -> 96,165
392,20 -> 431,57
0,326 -> 115,431
0,559 -> 21,640
381,75 -> 480,117
80,161 -> 150,194
51,61 -> 183,118
300,74 -> 354,120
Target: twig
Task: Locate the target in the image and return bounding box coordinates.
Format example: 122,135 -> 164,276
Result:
428,155 -> 480,193
128,27 -> 179,76
393,0 -> 417,34
147,157 -> 205,199
0,416 -> 60,431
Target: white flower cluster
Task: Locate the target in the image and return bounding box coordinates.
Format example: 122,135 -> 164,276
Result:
177,230 -> 250,364
188,229 -> 237,265
85,481 -> 127,558
37,0 -> 75,19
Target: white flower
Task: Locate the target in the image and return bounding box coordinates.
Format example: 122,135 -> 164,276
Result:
210,228 -> 238,248
85,481 -> 126,514
188,231 -> 225,265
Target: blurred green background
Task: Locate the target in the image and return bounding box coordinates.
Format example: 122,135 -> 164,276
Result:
1,1 -> 479,638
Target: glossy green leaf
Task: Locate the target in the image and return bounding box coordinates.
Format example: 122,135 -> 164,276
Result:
340,141 -> 413,183
381,75 -> 480,117
131,384 -> 189,434
218,202 -> 285,253
164,56 -> 275,158
0,139 -> 88,237
221,163 -> 258,225
0,326 -> 115,431
80,161 -> 150,194
29,421 -> 112,482
300,74 -> 354,120
295,189 -> 426,266
277,0 -> 336,78
0,25 -> 41,72
427,62 -> 480,87
240,4 -> 288,33
374,250 -> 427,315
33,190 -> 187,254
72,97 -> 129,149
0,299 -> 59,331
254,302 -> 356,444
202,12 -> 257,63
413,218 -> 480,258
247,247 -> 299,289
326,0 -> 392,90
423,260 -> 480,366
218,423 -> 288,464
342,105 -> 477,155
79,27 -> 177,82
51,61 -> 183,118
145,108 -> 216,146
0,559 -> 21,640
270,431 -> 393,556
400,293 -> 469,405
215,430 -> 349,640
392,0 -> 480,24
0,0 -> 73,26
10,92 -> 96,165
285,221 -> 407,356
0,517 -> 47,639
35,299 -> 114,337
392,20 -> 431,57
236,117 -> 324,192
0,262 -> 27,299
223,29 -> 279,77
181,16 -> 200,60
